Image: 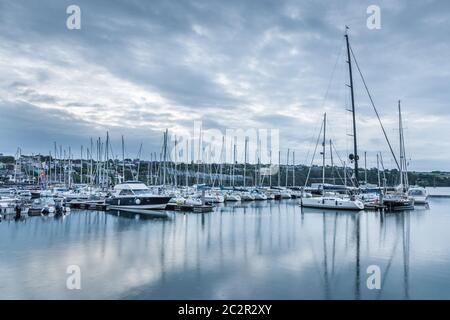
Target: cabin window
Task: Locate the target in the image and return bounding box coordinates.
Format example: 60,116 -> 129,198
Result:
119,189 -> 134,195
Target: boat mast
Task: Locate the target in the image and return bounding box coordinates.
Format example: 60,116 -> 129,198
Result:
244,137 -> 248,188
398,100 -> 408,191
269,150 -> 272,187
285,148 -> 290,187
364,151 -> 367,184
163,129 -> 168,186
277,150 -> 281,187
322,113 -> 326,187
121,135 -> 125,183
80,145 -> 83,184
345,28 -> 359,187
174,136 -> 178,187
376,153 -> 381,187
292,151 -> 295,187
186,139 -> 190,187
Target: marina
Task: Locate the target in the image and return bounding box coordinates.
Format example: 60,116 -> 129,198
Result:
2,0 -> 450,304
1,194 -> 450,299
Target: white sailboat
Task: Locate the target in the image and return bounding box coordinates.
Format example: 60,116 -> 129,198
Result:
300,113 -> 364,211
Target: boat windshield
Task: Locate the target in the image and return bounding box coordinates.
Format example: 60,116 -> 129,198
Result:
409,190 -> 425,196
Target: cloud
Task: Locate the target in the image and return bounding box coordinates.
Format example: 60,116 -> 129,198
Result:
0,0 -> 449,170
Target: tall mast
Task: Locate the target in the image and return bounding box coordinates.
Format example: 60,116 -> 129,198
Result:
163,129 -> 168,186
322,113 -> 326,186
285,148 -> 290,187
121,135 -> 125,183
398,100 -> 408,191
186,139 -> 189,187
292,151 -> 295,187
364,151 -> 367,184
269,150 -> 272,187
105,131 -> 109,187
174,136 -> 178,187
80,145 -> 83,184
54,142 -> 57,183
376,153 -> 381,187
219,137 -> 224,187
244,137 -> 248,188
232,142 -> 236,187
345,28 -> 359,186
277,150 -> 281,187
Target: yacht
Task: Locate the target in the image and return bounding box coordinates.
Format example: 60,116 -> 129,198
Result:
300,195 -> 364,211
408,186 -> 428,205
383,192 -> 415,211
105,182 -> 172,209
299,113 -> 364,211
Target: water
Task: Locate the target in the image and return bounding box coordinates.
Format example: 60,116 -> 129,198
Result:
1,196 -> 450,299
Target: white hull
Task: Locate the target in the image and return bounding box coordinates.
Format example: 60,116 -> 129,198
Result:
225,194 -> 241,201
411,196 -> 428,204
300,197 -> 364,211
240,193 -> 255,201
252,193 -> 267,200
280,192 -> 291,199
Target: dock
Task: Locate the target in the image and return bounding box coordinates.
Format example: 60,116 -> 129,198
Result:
107,207 -> 169,219
66,200 -> 214,214
68,200 -> 107,210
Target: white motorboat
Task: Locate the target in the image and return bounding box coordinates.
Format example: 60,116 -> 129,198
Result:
105,182 -> 172,209
408,187 -> 428,205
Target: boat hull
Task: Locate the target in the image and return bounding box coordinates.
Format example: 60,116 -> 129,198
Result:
300,197 -> 364,211
105,196 -> 172,209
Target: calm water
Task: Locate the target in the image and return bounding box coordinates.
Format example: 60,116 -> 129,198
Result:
1,196 -> 450,300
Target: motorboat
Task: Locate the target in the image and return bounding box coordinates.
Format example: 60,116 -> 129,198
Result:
105,181 -> 172,209
408,187 -> 428,205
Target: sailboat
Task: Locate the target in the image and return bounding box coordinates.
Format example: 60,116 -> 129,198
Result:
383,100 -> 415,211
300,113 -> 364,211
300,30 -> 364,211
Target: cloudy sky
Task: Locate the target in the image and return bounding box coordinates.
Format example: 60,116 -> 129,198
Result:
0,0 -> 449,170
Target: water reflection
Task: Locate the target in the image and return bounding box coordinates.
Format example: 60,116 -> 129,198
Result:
1,199 -> 449,299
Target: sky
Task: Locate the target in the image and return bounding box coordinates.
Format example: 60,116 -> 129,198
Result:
0,0 -> 449,171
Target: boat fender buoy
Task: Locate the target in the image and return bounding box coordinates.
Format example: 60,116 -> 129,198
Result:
135,198 -> 141,205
